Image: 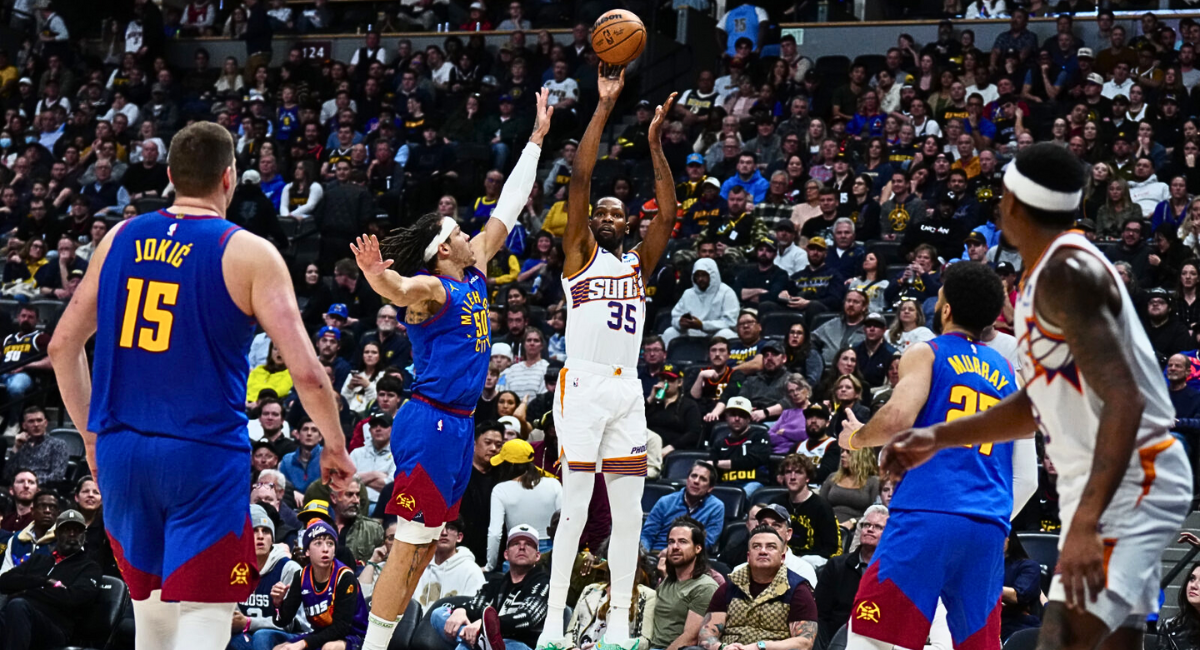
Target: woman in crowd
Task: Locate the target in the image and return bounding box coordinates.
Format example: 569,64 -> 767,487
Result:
1178,261 -> 1200,342
1097,178 -> 1141,240
247,342 -> 293,408
436,194 -> 460,220
531,242 -> 566,308
827,374 -> 871,437
768,374 -> 811,454
4,238 -> 48,285
485,438 -> 562,571
341,341 -> 382,418
814,348 -> 862,403
784,322 -> 824,386
791,179 -> 824,231
75,476 -> 119,577
819,446 -> 880,527
645,364 -> 702,457
214,55 -> 244,93
886,297 -> 935,351
1000,530 -> 1044,641
519,230 -> 556,283
847,250 -> 890,314
1153,175 -> 1191,233
294,263 -> 323,308
1081,162 -> 1114,224
1159,561 -> 1200,650
846,173 -> 882,239
567,551 -> 657,650
496,389 -> 531,437
1148,223 -> 1187,289
783,154 -> 808,199
280,160 -> 323,220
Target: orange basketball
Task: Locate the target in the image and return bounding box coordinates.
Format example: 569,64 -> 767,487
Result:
591,10 -> 646,66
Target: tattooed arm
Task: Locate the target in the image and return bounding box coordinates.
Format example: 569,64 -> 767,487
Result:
766,620 -> 819,650
698,612 -> 726,650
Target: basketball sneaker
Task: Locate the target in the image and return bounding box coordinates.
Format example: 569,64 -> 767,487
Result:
479,607 -> 506,650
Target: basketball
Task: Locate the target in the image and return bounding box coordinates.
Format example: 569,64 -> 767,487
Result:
591,10 -> 646,66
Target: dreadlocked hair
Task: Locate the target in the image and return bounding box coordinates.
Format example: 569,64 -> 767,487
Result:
379,213 -> 449,276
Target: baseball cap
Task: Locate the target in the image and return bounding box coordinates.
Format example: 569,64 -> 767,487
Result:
636,99 -> 653,110
803,403 -> 830,419
303,520 -> 339,549
1114,128 -> 1134,143
151,82 -> 168,94
1075,218 -> 1096,232
326,303 -> 349,319
774,219 -> 796,233
68,269 -> 85,279
686,153 -> 705,166
491,438 -> 535,466
1147,287 -> 1171,302
56,509 -> 86,531
1162,93 -> 1180,105
539,410 -> 554,431
298,499 -> 335,526
726,396 -> 754,417
481,75 -> 498,87
964,231 -> 987,245
939,188 -> 959,205
545,362 -> 563,381
760,339 -> 785,355
241,170 -> 261,185
1112,94 -> 1130,106
499,94 -> 513,103
1086,72 -> 1104,86
703,177 -> 721,189
863,312 -> 887,328
995,261 -> 1017,276
498,415 -> 522,435
1077,47 -> 1094,59
806,236 -> 828,250
507,524 -> 540,548
369,413 -> 394,428
317,325 -> 341,340
755,503 -> 791,525
469,1 -> 485,9
252,439 -> 281,457
18,77 -> 31,85
491,342 -> 514,360
657,363 -> 682,380
250,504 -> 275,537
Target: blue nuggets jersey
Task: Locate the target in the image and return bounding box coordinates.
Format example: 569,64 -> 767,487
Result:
89,211 -> 255,452
892,332 -> 1017,528
407,266 -> 491,412
277,105 -> 299,141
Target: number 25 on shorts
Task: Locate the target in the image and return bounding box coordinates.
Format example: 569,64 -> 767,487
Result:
946,385 -> 996,456
120,278 -> 179,352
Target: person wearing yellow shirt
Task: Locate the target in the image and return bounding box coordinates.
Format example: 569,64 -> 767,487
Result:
0,50 -> 17,99
246,342 -> 294,407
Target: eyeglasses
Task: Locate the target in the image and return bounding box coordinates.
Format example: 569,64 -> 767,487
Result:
860,521 -> 885,532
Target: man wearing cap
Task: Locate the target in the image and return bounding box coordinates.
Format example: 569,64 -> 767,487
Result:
710,396 -> 771,496
853,313 -> 897,388
273,522 -> 370,649
1102,61 -> 1135,100
733,240 -> 790,310
433,524 -> 549,650
677,153 -> 711,213
813,505 -> 888,649
954,230 -> 991,265
231,504 -> 301,650
772,220 -> 807,276
781,235 -> 846,325
351,414 -> 397,507
902,186 -> 971,264
732,504 -> 818,586
1108,129 -> 1136,179
1143,289 -> 1192,367
324,303 -> 358,357
315,325 -> 353,390
681,177 -> 727,239
0,509 -> 101,649
1132,42 -> 1164,90
280,420 -> 326,498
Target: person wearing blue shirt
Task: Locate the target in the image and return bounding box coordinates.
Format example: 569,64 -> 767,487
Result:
281,420 -> 326,495
1167,354 -> 1200,454
716,4 -> 768,58
962,95 -> 996,146
846,90 -> 886,139
641,461 -> 725,552
258,155 -> 286,210
720,152 -> 770,202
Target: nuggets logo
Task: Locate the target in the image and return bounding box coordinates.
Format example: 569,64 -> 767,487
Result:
855,601 -> 881,623
888,206 -> 910,232
230,563 -> 251,586
395,492 -> 417,511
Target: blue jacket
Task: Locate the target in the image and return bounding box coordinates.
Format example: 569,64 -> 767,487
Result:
720,171 -> 770,203
281,445 -> 324,494
261,174 -> 286,211
640,491 -> 725,552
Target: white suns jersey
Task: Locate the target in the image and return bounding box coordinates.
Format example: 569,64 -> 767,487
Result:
562,246 -> 646,368
1015,232 -> 1175,481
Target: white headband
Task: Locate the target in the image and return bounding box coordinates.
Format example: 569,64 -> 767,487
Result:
422,217 -> 458,262
1003,163 -> 1082,212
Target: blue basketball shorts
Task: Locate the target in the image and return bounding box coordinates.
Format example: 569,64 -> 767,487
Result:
384,396 -> 474,528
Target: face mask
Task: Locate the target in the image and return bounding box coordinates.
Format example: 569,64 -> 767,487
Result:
24,135 -> 35,144
0,138 -> 10,149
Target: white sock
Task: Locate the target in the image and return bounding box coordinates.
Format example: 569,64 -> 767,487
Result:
363,612 -> 402,650
132,591 -> 179,650
176,601 -> 235,650
602,473 -> 645,645
543,468 -> 596,642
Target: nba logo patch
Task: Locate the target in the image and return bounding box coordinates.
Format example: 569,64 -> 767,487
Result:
573,378 -> 579,387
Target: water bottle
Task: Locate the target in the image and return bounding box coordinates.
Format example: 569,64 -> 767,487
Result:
817,0 -> 828,22
654,384 -> 666,401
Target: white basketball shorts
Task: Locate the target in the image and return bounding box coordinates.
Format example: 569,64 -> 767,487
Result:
552,357 -> 648,476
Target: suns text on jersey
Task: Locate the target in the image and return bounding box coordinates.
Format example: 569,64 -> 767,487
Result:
569,271 -> 645,308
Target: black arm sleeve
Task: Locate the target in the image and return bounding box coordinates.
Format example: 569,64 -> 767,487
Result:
304,570 -> 364,648
273,570 -> 304,629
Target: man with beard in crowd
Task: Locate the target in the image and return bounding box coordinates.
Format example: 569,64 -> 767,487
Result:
1142,288 -> 1192,367
331,476 -> 385,563
0,470 -> 36,533
650,517 -> 720,650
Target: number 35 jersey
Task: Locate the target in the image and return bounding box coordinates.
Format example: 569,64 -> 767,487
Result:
562,245 -> 645,368
892,332 -> 1018,528
90,211 -> 256,452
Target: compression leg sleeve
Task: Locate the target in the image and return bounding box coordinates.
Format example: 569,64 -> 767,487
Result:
601,472 -> 645,644
541,467 -> 595,643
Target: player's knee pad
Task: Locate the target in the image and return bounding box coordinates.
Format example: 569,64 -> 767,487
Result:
394,519 -> 444,545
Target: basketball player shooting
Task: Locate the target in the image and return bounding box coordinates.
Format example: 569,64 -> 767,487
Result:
349,89 -> 552,650
536,64 -> 677,650
883,143 -> 1192,650
48,122 -> 357,650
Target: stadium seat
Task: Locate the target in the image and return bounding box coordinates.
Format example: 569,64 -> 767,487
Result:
752,487 -> 788,506
667,336 -> 712,364
28,299 -> 66,327
854,54 -> 887,78
815,55 -> 851,81
762,311 -> 804,337
410,595 -> 473,650
717,520 -> 746,551
711,485 -> 747,521
826,624 -> 849,650
652,309 -> 673,335
386,600 -> 423,650
133,197 -> 169,215
1017,532 -> 1060,594
811,312 -> 839,331
768,454 -> 787,478
886,263 -> 910,283
60,574 -> 129,650
1002,627 -> 1040,650
50,428 -> 85,459
870,241 -> 901,265
663,450 -> 711,481
642,482 -> 678,514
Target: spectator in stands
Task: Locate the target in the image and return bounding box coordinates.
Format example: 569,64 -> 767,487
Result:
271,522 -> 369,649
80,159 -> 128,216
1108,217 -> 1152,286
72,476 -> 117,578
279,160 -> 323,220
250,398 -> 296,456
663,258 -> 739,349
853,313 -> 897,388
813,505 -> 888,648
768,374 -> 810,453
880,169 -> 926,240
1144,289 -> 1193,368
886,297 -> 935,352
341,341 -> 382,418
280,420 -> 325,498
35,237 -> 85,299
773,220 -> 807,276
431,524 -> 550,650
2,408 -> 65,486
484,439 -> 561,571
0,509 -> 100,649
820,447 -> 880,528
691,338 -> 745,420
646,364 -> 703,456
1168,354 -> 1200,449
999,530 -> 1043,641
771,454 -> 841,560
461,421 -> 504,564
330,475 -> 384,563
1,491 -> 58,573
0,470 -> 36,533
734,239 -> 790,310
650,517 -> 720,650
699,524 -> 818,650
721,340 -> 791,421
501,329 -> 549,400
732,504 -> 818,586
230,504 -> 301,650
122,140 -> 169,201
641,462 -> 724,553
0,307 -> 51,427
350,414 -> 395,508
780,237 -> 846,325
247,342 -> 292,408
720,152 -> 770,204
412,519 -> 486,607
814,289 -> 868,365
711,396 -> 770,496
